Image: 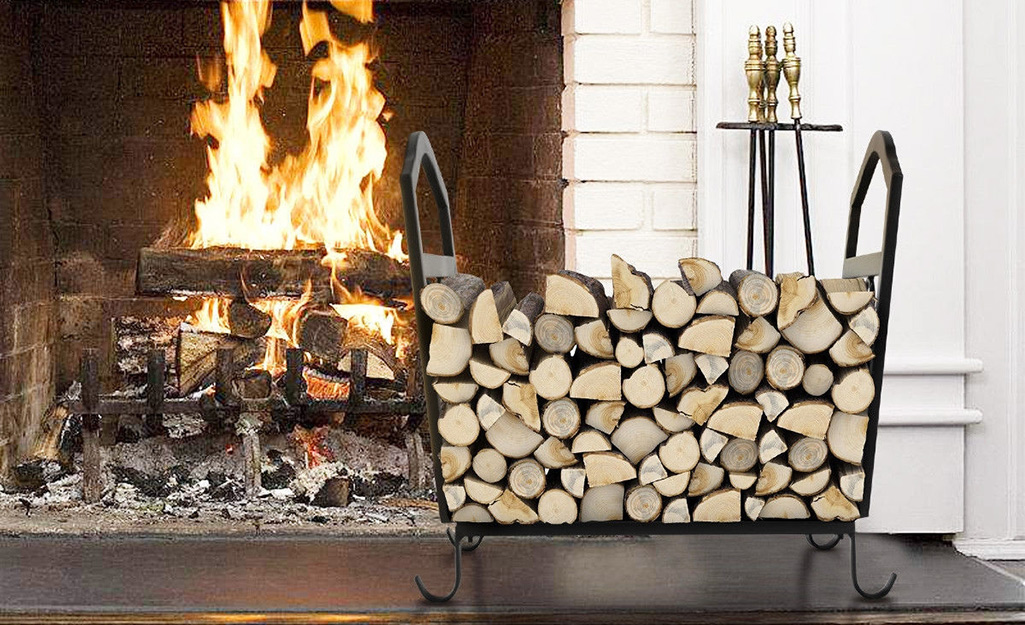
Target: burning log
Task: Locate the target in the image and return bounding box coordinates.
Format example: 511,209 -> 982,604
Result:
297,306 -> 348,365
227,299 -> 272,339
176,324 -> 266,395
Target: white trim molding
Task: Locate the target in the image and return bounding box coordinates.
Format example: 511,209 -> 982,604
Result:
954,540 -> 1025,561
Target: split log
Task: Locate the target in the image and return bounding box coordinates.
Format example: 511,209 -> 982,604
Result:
790,465 -> 831,497
677,384 -> 728,425
678,315 -> 735,358
489,490 -> 539,524
622,364 -> 666,409
729,471 -> 758,490
615,335 -> 645,368
438,404 -> 480,447
688,462 -> 725,496
659,430 -> 701,474
538,489 -> 578,524
829,330 -> 875,366
625,485 -> 662,522
426,324 -> 472,377
831,367 -> 875,414
696,282 -> 739,316
755,459 -> 793,496
755,385 -> 789,421
758,426 -> 788,464
662,498 -> 692,523
827,291 -> 874,315
699,428 -> 729,463
583,451 -> 637,486
476,392 -> 506,429
801,363 -> 834,397
607,308 -> 653,333
432,375 -> 478,404
585,401 -> 625,434
693,488 -> 741,522
176,325 -> 265,394
561,466 -> 587,498
777,400 -> 834,439
490,337 -> 530,375
719,438 -> 758,472
338,323 -> 399,380
611,254 -> 654,309
776,273 -> 818,330
227,299 -> 272,339
678,258 -> 722,296
759,494 -> 810,519
452,504 -> 494,523
234,369 -> 272,399
734,316 -> 781,354
642,331 -> 675,364
652,403 -> 694,433
420,274 -> 486,325
508,458 -> 547,499
838,464 -> 865,502
534,314 -> 575,354
443,484 -> 466,512
440,445 -> 472,482
610,416 -> 668,464
695,354 -> 729,385
575,319 -> 614,359
706,401 -> 763,440
503,381 -> 541,432
765,345 -> 805,391
745,496 -> 766,521
651,280 -> 696,328
820,277 -> 870,293
469,281 -> 516,344
503,293 -> 544,346
570,362 -> 622,401
664,353 -> 697,396
580,484 -> 625,522
542,397 -> 581,439
827,410 -> 869,464
534,436 -> 577,469
485,413 -> 544,458
544,271 -> 609,319
469,355 -> 511,389
464,475 -> 504,505
782,297 -> 843,354
571,429 -> 612,453
811,484 -> 860,521
787,436 -> 829,472
729,270 -> 779,317
727,350 -> 764,395
849,306 -> 880,346
529,353 -> 572,400
638,453 -> 669,485
653,472 -> 691,497
472,448 -> 508,483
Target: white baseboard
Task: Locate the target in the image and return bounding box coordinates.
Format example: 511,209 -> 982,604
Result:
954,538 -> 1025,560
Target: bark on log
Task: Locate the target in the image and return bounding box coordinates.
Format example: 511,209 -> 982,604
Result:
729,269 -> 779,317
420,274 -> 486,325
544,270 -> 610,319
678,258 -> 723,296
503,293 -> 544,346
227,299 -> 272,339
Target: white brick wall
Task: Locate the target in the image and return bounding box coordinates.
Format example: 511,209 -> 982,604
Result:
562,0 -> 697,282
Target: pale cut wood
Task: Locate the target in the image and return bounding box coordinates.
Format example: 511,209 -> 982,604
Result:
727,350 -> 764,395
790,465 -> 831,497
776,273 -> 818,330
662,497 -> 692,523
443,484 -> 466,512
693,488 -> 741,522
534,314 -> 576,354
755,459 -> 793,496
440,445 -> 472,482
802,363 -> 834,397
469,282 -> 515,344
611,254 -> 654,310
561,466 -> 587,498
542,397 -> 581,439
575,319 -> 614,358
638,453 -> 669,485
503,381 -> 542,432
615,335 -> 645,368
706,401 -> 763,440
433,375 -> 478,404
678,258 -> 723,296
755,385 -> 789,421
580,484 -> 625,522
831,367 -> 875,414
583,451 -> 637,486
664,353 -> 697,396
653,471 -> 691,497
827,410 -> 870,464
534,436 -> 577,469
469,356 -> 511,389
760,493 -> 811,519
777,400 -> 834,439
451,503 -> 494,523
585,401 -> 625,435
176,326 -> 252,395
485,413 -> 545,459
688,462 -> 725,496
696,283 -> 739,316
819,277 -> 870,292
734,316 -> 781,354
438,404 -> 480,446
782,297 -> 843,354
758,426 -> 788,464
622,364 -> 666,409
489,489 -> 539,524
652,403 -> 695,433
571,429 -> 612,453
677,384 -> 728,425
625,485 -> 662,522
544,270 -> 609,319
490,338 -> 530,375
811,484 -> 861,521
607,308 -> 654,333
678,315 -> 735,358
729,471 -> 758,490
508,458 -> 547,499
849,306 -> 880,346
695,353 -> 729,385
651,279 -> 696,328
420,274 -> 485,324
476,392 -> 506,430
611,416 -> 669,464
530,353 -> 572,400
745,496 -> 766,521
699,427 -> 729,463
765,345 -> 805,391
828,291 -> 875,315
839,463 -> 866,502
830,330 -> 875,367
463,475 -> 504,505
472,448 -> 507,483
426,324 -> 472,377
570,362 -> 623,401
538,489 -> 578,524
729,269 -> 779,317
642,331 -> 675,364
503,293 -> 544,346
720,438 -> 758,472
788,436 -> 829,472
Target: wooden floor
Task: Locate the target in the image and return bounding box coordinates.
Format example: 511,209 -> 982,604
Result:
0,533 -> 1021,623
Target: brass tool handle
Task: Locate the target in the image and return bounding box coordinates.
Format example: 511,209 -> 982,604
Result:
783,22 -> 802,120
745,26 -> 765,123
764,25 -> 781,123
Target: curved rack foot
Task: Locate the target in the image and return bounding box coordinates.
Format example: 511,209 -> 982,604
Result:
807,533 -> 843,551
415,531 -> 466,602
447,528 -> 483,552
849,532 -> 897,600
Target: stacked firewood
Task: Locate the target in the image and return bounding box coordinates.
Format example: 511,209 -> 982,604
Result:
421,256 -> 878,524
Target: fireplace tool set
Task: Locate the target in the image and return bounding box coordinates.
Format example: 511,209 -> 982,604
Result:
404,21 -> 903,603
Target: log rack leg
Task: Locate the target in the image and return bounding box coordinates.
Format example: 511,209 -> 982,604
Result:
806,533 -> 842,550
447,527 -> 483,552
415,530 -> 467,602
848,531 -> 897,600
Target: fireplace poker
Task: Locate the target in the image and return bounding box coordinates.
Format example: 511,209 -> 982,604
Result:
744,26 -> 764,271
764,25 -> 782,276
784,22 -> 815,275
